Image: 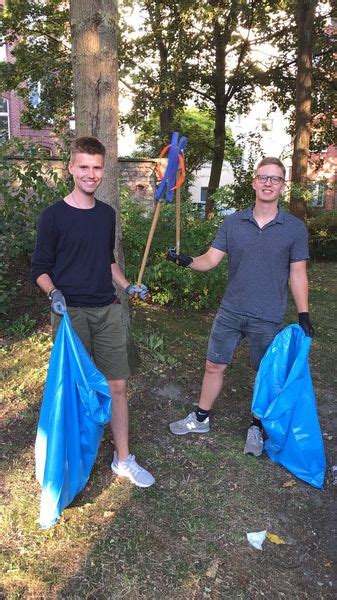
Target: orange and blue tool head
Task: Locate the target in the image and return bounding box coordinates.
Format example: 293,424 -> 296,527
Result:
155,132 -> 187,203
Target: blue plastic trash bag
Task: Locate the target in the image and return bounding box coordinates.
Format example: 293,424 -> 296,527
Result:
35,313 -> 111,528
252,324 -> 326,489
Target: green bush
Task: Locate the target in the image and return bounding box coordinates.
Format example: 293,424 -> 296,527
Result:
121,196 -> 228,309
308,211 -> 337,260
0,138 -> 69,314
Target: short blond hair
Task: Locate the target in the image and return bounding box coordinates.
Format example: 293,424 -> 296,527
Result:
256,157 -> 286,178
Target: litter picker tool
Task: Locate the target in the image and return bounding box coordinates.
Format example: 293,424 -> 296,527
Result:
137,132 -> 187,287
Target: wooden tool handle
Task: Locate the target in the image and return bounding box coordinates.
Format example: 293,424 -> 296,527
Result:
137,201 -> 162,286
175,174 -> 181,254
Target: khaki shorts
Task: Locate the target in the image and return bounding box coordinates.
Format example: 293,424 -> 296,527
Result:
51,304 -> 130,381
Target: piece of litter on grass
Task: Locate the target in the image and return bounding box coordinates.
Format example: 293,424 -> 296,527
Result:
205,559 -> 220,578
247,530 -> 267,550
103,511 -> 116,518
266,532 -> 286,545
282,479 -> 296,488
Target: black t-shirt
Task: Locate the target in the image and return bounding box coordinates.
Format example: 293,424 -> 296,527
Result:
32,199 -> 117,306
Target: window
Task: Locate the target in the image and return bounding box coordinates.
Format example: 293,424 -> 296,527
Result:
0,97 -> 10,140
29,82 -> 41,108
0,37 -> 6,62
200,187 -> 208,203
256,117 -> 273,135
310,181 -> 326,207
0,6 -> 6,62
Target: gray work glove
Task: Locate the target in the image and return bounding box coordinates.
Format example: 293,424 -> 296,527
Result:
49,289 -> 67,315
125,283 -> 148,300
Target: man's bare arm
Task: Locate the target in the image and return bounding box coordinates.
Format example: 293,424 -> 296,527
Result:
289,260 -> 309,312
190,247 -> 226,272
36,273 -> 56,295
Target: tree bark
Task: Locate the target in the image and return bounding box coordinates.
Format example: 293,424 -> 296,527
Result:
290,0 -> 317,222
205,19 -> 226,219
69,0 -> 139,369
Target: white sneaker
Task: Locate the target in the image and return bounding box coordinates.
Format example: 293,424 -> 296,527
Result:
111,452 -> 155,488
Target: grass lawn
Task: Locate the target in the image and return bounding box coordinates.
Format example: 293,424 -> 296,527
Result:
1,261 -> 336,599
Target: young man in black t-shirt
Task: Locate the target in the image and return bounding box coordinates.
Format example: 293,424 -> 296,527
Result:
32,136 -> 155,487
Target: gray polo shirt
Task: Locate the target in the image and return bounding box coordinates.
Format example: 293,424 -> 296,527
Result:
211,207 -> 309,323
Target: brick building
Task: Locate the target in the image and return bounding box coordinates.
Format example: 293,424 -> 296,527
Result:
0,0 -> 58,153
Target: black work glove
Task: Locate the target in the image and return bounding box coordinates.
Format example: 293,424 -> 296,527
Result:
298,312 -> 314,337
166,247 -> 193,268
50,289 -> 67,315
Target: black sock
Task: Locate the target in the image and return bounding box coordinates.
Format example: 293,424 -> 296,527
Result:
250,416 -> 263,430
195,408 -> 210,422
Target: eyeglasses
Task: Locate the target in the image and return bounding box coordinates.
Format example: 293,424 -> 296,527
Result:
255,175 -> 285,185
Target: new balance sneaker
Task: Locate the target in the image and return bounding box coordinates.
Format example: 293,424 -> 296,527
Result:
111,452 -> 155,488
169,411 -> 210,435
243,425 -> 264,457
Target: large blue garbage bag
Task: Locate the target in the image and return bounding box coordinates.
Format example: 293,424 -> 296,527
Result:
252,324 -> 326,489
35,313 -> 111,528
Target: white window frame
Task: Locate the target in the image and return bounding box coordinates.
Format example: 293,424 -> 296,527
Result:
310,181 -> 326,207
0,96 -> 10,140
29,81 -> 42,108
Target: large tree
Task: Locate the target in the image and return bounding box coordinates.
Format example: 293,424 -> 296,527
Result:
70,0 -> 119,208
69,0 -> 138,366
267,1 -> 335,219
123,1 -> 292,217
289,0 -> 318,221
120,0 -> 201,138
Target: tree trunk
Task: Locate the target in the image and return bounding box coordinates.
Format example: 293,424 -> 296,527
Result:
290,0 -> 317,222
159,106 -> 174,139
205,19 -> 226,219
69,0 -> 139,369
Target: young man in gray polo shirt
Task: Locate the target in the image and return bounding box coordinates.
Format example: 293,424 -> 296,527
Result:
166,157 -> 314,456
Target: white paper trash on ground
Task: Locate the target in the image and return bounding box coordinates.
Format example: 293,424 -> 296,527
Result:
247,530 -> 267,550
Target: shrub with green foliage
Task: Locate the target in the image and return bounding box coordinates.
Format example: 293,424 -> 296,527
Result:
121,196 -> 228,309
0,138 -> 69,314
308,211 -> 337,261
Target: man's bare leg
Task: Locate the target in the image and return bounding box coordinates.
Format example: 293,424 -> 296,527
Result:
109,379 -> 155,486
169,361 -> 228,435
198,360 -> 228,410
108,379 -> 129,462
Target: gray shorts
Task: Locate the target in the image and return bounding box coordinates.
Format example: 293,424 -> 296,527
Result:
207,307 -> 283,371
51,304 -> 130,381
